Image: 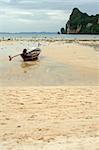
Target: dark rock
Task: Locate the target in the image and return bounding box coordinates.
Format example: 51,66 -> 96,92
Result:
61,28 -> 66,34
57,32 -> 60,34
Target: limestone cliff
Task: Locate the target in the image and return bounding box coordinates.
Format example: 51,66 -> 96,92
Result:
61,8 -> 99,34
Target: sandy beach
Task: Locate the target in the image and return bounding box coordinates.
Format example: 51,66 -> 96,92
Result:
0,39 -> 99,149
0,86 -> 99,150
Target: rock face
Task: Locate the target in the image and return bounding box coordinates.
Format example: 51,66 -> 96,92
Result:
61,8 -> 99,34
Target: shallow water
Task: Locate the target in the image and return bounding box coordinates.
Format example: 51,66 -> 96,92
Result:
0,33 -> 99,40
0,55 -> 81,86
0,40 -> 99,86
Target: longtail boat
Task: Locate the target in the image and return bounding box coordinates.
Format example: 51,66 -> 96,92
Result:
20,48 -> 41,61
9,48 -> 41,61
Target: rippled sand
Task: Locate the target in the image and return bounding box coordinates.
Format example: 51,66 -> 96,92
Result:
0,86 -> 99,150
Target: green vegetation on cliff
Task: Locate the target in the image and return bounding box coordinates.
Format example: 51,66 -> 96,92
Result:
61,8 -> 99,34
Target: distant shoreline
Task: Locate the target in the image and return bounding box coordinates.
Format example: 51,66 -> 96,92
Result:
0,32 -> 99,35
0,32 -> 56,34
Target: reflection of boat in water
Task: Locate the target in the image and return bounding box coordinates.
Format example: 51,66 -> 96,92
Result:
20,48 -> 41,61
21,59 -> 40,73
21,61 -> 39,69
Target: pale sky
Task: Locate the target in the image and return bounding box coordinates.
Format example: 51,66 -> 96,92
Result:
0,0 -> 99,32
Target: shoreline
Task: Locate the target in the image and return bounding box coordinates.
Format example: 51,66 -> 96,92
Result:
0,38 -> 99,41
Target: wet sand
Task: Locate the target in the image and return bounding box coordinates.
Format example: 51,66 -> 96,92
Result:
0,40 -> 99,86
0,39 -> 99,149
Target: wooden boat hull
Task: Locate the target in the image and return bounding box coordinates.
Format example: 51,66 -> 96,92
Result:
20,48 -> 41,61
